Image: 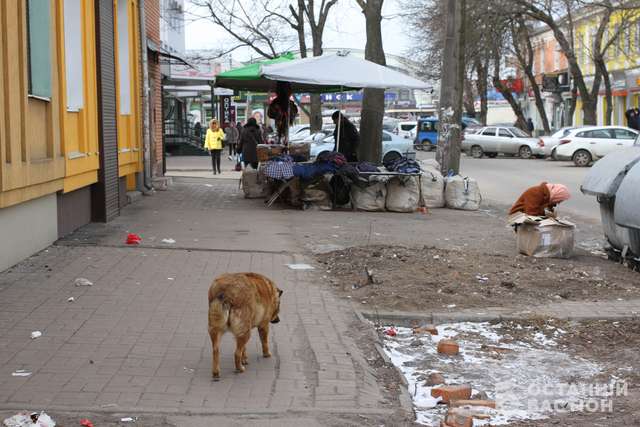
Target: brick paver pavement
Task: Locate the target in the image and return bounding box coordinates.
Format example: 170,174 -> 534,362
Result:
0,178 -> 393,425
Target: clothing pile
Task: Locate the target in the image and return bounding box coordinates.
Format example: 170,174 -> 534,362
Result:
316,152 -> 347,168
292,162 -> 336,181
263,155 -> 295,180
625,108 -> 640,131
384,156 -> 421,174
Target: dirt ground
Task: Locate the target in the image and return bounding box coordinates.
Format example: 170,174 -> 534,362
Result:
496,319 -> 640,426
315,245 -> 640,312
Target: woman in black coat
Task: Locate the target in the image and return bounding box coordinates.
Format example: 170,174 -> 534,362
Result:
237,118 -> 261,169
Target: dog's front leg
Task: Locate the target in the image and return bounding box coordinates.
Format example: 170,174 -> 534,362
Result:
210,330 -> 222,380
258,324 -> 271,358
234,332 -> 250,373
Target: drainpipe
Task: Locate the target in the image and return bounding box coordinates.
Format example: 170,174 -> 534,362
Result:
138,0 -> 154,192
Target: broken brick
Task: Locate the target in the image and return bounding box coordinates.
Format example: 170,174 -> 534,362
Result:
437,339 -> 460,355
443,412 -> 473,427
425,372 -> 445,386
413,325 -> 438,335
431,384 -> 472,403
450,399 -> 496,409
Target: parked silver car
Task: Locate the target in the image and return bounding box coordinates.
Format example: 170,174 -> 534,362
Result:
462,126 -> 543,159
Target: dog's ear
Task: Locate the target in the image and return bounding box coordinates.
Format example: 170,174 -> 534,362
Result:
278,288 -> 283,296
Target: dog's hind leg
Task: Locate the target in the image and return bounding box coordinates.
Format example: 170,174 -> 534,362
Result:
234,332 -> 250,373
241,346 -> 249,365
258,324 -> 271,358
210,330 -> 222,380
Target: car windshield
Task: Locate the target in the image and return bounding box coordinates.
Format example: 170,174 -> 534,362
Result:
400,124 -> 416,131
552,127 -> 574,138
509,127 -> 529,137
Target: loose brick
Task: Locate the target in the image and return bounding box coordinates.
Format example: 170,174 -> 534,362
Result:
450,399 -> 496,409
413,325 -> 438,335
425,372 -> 445,386
443,412 -> 472,427
431,384 -> 472,403
437,339 -> 460,355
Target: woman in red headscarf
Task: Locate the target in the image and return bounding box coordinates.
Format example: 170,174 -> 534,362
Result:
509,182 -> 570,217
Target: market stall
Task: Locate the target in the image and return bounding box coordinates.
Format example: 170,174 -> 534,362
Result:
215,51 -> 436,211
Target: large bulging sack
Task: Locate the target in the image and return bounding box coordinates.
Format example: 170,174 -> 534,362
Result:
242,168 -> 268,199
386,176 -> 420,213
444,175 -> 481,210
421,168 -> 445,208
351,180 -> 387,211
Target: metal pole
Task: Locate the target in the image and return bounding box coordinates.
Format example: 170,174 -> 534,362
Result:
138,0 -> 153,190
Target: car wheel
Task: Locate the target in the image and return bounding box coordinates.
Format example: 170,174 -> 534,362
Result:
572,149 -> 592,167
487,153 -> 498,158
421,139 -> 432,151
551,148 -> 558,160
519,146 -> 533,159
383,151 -> 402,166
470,145 -> 484,158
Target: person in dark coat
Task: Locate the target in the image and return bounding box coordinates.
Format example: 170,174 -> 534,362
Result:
332,111 -> 360,162
526,118 -> 534,134
509,182 -> 570,217
237,117 -> 261,169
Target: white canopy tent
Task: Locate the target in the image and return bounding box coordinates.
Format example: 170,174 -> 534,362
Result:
260,51 -> 431,91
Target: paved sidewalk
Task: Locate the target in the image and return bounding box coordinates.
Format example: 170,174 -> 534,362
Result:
0,178 -> 394,425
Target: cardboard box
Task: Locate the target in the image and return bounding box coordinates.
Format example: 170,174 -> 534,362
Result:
257,144 -> 285,163
508,213 -> 575,258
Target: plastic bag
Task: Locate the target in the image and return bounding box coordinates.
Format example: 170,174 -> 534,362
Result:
444,175 -> 481,211
386,176 -> 420,213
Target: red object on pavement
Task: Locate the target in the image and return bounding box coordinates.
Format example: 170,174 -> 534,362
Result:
126,233 -> 142,245
80,419 -> 94,427
384,327 -> 397,337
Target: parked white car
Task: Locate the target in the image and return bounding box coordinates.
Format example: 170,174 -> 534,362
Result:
393,121 -> 418,139
536,127 -> 576,158
461,126 -> 543,159
553,126 -> 639,166
310,130 -> 416,163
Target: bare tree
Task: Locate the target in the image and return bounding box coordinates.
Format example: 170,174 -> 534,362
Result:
356,0 -> 386,164
514,0 -> 640,125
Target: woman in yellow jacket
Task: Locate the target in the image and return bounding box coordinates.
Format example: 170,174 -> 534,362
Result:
204,119 -> 225,174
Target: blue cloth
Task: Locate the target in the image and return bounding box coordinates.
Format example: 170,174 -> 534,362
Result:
292,162 -> 336,180
385,157 -> 421,174
264,159 -> 295,179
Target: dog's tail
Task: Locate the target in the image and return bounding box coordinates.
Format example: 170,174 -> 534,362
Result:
208,290 -> 231,329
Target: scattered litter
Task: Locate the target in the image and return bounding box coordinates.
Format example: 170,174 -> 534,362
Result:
3,412 -> 55,427
67,297 -> 75,303
120,417 -> 136,423
100,404 -> 118,408
433,255 -> 440,260
30,331 -> 42,339
79,419 -> 94,427
183,366 -> 195,374
74,277 -> 93,287
286,263 -> 315,270
475,274 -> 489,283
125,233 -> 142,245
384,327 -> 397,337
204,184 -> 213,187
331,234 -> 339,238
446,304 -> 456,308
167,277 -> 175,281
11,370 -> 31,377
161,238 -> 176,244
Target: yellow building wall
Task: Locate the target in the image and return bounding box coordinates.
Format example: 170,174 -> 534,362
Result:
0,1 -> 65,208
57,0 -> 100,193
114,0 -> 142,179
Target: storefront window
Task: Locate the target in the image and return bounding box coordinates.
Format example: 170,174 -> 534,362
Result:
27,0 -> 52,99
63,0 -> 84,111
117,0 -> 131,115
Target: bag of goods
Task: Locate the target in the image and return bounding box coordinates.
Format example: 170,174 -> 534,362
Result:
257,144 -> 285,163
241,168 -> 268,199
351,179 -> 387,212
421,168 -> 445,208
444,175 -> 481,210
386,176 -> 420,213
289,142 -> 311,162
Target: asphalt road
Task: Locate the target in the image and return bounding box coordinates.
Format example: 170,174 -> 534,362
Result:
418,151 -> 600,221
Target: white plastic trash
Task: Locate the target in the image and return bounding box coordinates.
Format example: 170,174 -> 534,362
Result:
74,277 -> 93,286
30,331 -> 42,339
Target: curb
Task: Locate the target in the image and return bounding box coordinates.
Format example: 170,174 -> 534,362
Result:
352,309 -> 415,417
358,308 -> 640,325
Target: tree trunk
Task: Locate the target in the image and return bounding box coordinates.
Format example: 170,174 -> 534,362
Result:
595,59 -> 612,126
524,68 -> 550,133
463,77 -> 477,117
475,58 -> 488,125
309,36 -> 324,132
493,78 -> 527,130
436,0 -> 464,175
358,0 -> 386,164
582,98 -> 598,125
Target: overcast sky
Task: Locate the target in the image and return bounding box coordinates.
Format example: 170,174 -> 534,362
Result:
184,0 -> 411,61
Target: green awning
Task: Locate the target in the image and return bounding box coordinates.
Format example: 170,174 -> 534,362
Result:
214,53 -> 296,93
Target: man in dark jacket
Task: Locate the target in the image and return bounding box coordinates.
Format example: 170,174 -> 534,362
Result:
332,111 -> 360,162
237,118 -> 261,169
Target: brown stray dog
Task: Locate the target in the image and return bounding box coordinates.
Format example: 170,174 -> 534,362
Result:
207,272 -> 282,379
